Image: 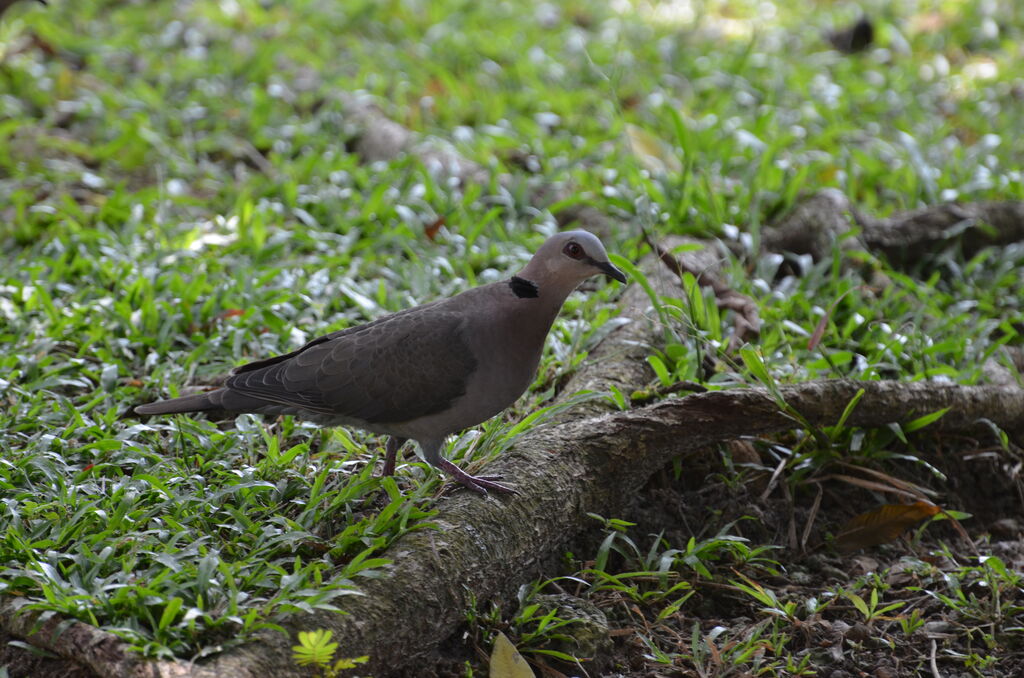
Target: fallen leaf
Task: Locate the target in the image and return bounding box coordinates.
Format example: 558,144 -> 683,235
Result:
424,215 -> 446,241
424,77 -> 448,98
490,631 -> 535,678
836,501 -> 941,552
625,124 -> 682,175
191,308 -> 246,334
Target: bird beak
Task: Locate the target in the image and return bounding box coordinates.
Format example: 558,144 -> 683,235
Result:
595,260 -> 627,284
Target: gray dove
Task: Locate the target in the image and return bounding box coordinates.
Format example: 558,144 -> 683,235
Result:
135,230 -> 627,494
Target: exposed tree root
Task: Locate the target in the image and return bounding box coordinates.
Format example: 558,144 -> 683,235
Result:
161,385 -> 1022,677
640,227 -> 761,352
764,188 -> 1024,266
0,601 -> 171,678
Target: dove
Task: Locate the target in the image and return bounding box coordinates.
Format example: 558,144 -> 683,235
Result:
135,230 -> 627,494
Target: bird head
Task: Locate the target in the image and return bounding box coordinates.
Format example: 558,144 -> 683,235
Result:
518,230 -> 627,297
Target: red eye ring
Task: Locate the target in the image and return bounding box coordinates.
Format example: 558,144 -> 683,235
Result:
563,242 -> 584,259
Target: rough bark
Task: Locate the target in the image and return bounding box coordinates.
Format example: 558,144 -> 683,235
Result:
158,383 -> 1022,678
0,602 -> 165,678
640,228 -> 760,351
763,188 -> 1024,265
342,94 -> 491,186
7,375 -> 1021,677
614,378 -> 1024,445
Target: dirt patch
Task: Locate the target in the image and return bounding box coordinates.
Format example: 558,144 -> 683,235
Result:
486,438 -> 1024,677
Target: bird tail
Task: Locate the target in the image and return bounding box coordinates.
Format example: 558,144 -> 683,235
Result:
134,390 -> 222,416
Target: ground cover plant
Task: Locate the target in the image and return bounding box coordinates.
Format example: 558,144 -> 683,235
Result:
1,0 -> 1023,675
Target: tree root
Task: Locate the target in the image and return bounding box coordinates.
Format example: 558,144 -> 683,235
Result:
763,188 -> 1024,266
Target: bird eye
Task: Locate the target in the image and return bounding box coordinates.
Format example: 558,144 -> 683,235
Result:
563,242 -> 584,259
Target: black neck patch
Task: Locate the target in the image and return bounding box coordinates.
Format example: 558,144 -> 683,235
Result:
509,276 -> 539,298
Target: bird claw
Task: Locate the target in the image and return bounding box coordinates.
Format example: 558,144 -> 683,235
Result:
456,475 -> 517,496
437,458 -> 517,495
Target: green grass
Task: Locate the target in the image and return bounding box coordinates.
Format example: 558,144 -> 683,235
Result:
2,0 -> 1023,669
489,513 -> 1022,676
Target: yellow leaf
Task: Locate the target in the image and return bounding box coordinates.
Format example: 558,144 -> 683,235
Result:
625,124 -> 682,175
489,631 -> 535,678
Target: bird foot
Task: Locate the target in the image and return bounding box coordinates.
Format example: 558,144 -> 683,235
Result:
437,458 -> 517,495
452,475 -> 518,495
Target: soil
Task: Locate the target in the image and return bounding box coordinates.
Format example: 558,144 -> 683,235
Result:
499,439 -> 1024,678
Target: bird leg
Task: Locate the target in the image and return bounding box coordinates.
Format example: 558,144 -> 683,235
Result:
413,440 -> 517,495
434,457 -> 517,495
381,436 -> 407,477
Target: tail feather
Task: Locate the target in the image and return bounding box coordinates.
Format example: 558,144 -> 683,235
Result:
134,390 -> 222,416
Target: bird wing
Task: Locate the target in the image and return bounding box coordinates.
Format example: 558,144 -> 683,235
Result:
225,302 -> 478,424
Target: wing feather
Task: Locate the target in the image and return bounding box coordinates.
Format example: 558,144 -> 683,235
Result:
225,304 -> 476,424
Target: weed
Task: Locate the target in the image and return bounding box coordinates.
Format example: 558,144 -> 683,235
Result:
292,629 -> 368,678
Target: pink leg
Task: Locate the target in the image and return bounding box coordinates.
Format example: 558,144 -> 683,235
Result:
436,457 -> 517,495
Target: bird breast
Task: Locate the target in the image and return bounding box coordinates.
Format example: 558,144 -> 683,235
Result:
387,301 -> 552,440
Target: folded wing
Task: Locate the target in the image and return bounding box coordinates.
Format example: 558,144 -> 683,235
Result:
225,306 -> 477,424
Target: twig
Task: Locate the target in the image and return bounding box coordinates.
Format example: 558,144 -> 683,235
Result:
929,638 -> 942,678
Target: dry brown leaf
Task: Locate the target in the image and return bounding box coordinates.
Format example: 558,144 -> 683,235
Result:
424,215 -> 446,241
835,501 -> 941,552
